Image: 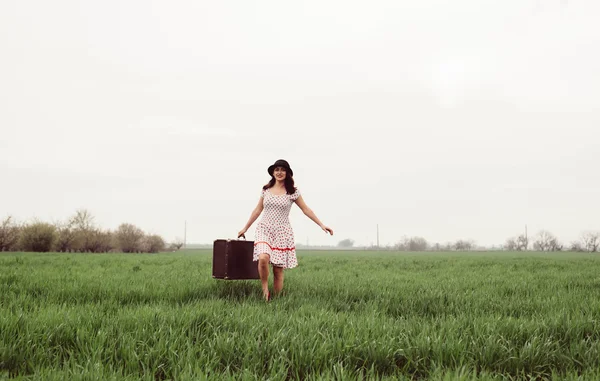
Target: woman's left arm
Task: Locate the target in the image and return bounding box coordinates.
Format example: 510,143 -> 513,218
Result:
294,195 -> 333,235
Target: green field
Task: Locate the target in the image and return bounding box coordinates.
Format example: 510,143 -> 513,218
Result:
2,250 -> 600,380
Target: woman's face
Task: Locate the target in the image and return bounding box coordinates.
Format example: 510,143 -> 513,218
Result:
273,166 -> 287,181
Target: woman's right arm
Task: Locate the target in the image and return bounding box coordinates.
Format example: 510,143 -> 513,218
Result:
238,197 -> 264,238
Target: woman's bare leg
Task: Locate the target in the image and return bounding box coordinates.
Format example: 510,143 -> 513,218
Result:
258,253 -> 270,299
272,265 -> 284,295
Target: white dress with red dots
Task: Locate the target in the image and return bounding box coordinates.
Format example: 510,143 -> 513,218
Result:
253,187 -> 301,269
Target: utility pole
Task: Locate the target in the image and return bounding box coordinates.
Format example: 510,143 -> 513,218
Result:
184,220 -> 187,249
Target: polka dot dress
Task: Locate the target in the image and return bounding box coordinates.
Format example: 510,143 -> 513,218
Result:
253,187 -> 301,269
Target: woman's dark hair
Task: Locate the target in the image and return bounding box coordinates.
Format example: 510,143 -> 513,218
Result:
263,171 -> 296,194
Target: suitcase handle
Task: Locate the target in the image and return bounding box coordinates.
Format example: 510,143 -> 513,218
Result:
219,237 -> 248,242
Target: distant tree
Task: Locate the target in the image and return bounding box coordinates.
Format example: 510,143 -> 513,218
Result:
410,237 -> 428,251
395,236 -> 428,251
70,209 -> 98,252
337,238 -> 355,248
116,223 -> 144,253
0,216 -> 21,252
141,235 -> 166,253
87,229 -> 114,253
504,234 -> 528,251
516,234 -> 529,251
169,237 -> 184,251
581,231 -> 600,252
54,220 -> 77,252
552,241 -> 563,252
533,230 -> 562,252
19,222 -> 57,252
454,239 -> 475,251
569,241 -> 585,252
71,209 -> 95,231
504,237 -> 517,250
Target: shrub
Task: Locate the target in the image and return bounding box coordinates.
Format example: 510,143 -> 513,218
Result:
395,236 -> 428,251
19,222 -> 57,252
141,234 -> 166,253
87,229 -> 115,253
69,209 -> 98,253
116,223 -> 144,253
55,221 -> 77,252
0,216 -> 21,252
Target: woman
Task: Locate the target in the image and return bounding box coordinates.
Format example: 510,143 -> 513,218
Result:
238,159 -> 333,301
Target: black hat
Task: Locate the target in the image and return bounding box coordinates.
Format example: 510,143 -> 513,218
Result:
268,159 -> 293,177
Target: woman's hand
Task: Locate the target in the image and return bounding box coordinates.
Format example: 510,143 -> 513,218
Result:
321,225 -> 333,235
238,229 -> 247,239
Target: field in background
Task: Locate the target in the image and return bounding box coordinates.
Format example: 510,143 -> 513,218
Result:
2,250 -> 600,380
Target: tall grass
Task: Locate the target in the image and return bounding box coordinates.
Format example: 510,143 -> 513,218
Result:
1,250 -> 600,380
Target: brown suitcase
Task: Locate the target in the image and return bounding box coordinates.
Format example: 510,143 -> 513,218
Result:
212,238 -> 260,280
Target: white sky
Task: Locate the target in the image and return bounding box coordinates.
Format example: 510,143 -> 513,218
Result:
1,0 -> 599,248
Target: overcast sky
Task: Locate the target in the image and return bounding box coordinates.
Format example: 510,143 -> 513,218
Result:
1,0 -> 599,248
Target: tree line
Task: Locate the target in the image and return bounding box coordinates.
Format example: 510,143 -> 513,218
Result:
0,210 -> 183,253
337,236 -> 477,251
503,230 -> 599,252
336,230 -> 600,252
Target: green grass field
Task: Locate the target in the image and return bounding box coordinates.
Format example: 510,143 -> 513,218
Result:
2,250 -> 600,380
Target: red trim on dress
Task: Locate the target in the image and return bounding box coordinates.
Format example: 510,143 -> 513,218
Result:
254,241 -> 295,252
